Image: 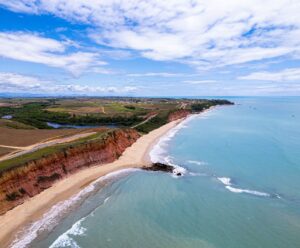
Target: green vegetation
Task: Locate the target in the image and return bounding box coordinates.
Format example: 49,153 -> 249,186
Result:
0,102 -> 70,129
0,97 -> 233,131
135,111 -> 170,133
0,119 -> 36,129
0,97 -> 234,173
0,101 -> 143,129
136,99 -> 233,133
124,105 -> 136,110
191,99 -> 233,112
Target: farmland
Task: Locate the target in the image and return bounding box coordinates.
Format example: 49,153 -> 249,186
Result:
0,127 -> 96,147
0,97 -> 233,165
0,97 -> 231,130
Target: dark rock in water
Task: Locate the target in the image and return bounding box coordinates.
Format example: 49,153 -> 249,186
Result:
143,162 -> 174,173
176,172 -> 182,176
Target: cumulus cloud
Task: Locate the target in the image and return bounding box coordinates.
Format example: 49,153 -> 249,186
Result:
1,0 -> 300,70
0,72 -> 49,91
238,68 -> 300,82
0,32 -> 106,75
0,72 -> 138,94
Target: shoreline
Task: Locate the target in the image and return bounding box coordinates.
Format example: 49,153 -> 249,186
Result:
0,118 -> 183,247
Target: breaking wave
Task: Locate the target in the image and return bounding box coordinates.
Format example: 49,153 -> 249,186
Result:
149,115 -> 199,177
10,169 -> 138,248
49,217 -> 87,248
217,177 -> 274,197
187,160 -> 207,166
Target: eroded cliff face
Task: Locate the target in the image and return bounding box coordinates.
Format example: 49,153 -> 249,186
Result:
0,128 -> 140,215
168,110 -> 191,122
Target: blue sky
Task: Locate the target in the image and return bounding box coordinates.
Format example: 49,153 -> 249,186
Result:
0,0 -> 300,96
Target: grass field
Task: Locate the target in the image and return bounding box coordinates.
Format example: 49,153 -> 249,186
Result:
0,119 -> 36,129
46,99 -> 151,117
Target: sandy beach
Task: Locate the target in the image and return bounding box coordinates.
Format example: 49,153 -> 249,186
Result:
0,119 -> 182,247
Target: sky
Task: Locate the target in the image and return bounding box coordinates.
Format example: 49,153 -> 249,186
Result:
0,0 -> 300,96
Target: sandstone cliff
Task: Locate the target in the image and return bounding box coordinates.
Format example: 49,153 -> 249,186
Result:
168,109 -> 191,122
0,128 -> 139,215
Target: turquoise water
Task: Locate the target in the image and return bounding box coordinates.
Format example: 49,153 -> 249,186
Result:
18,97 -> 300,248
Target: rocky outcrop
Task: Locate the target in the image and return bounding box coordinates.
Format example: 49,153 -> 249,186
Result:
143,162 -> 174,173
143,163 -> 184,176
168,110 -> 191,122
0,128 -> 140,215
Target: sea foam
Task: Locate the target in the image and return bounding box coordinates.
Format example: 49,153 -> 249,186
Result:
49,217 -> 86,248
149,114 -> 200,176
165,155 -> 187,177
225,186 -> 270,197
10,168 -> 138,248
217,177 -> 232,186
149,114 -> 197,163
187,160 -> 207,166
217,177 -> 270,197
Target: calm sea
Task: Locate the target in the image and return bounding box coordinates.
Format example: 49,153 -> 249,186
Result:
14,97 -> 300,248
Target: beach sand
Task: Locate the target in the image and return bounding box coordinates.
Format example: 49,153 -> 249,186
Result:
0,119 -> 182,247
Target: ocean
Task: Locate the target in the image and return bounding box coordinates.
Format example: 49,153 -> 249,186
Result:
13,97 -> 300,248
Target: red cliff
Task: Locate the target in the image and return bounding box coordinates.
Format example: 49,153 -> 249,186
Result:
168,110 -> 191,122
0,128 -> 140,215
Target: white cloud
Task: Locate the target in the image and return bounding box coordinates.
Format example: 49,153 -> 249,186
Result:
238,68 -> 300,82
0,0 -> 38,13
184,80 -> 217,84
127,72 -> 184,77
2,0 -> 300,70
0,72 -> 138,94
0,32 -> 106,75
0,72 -> 49,91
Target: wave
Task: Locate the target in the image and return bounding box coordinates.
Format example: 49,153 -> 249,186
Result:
149,109 -> 217,176
165,156 -> 187,177
149,115 -> 202,177
149,114 -> 198,164
49,217 -> 86,248
187,160 -> 207,166
10,168 -> 138,248
217,177 -> 232,186
50,193 -> 114,248
225,186 -> 270,197
217,177 -> 271,197
195,109 -> 216,119
104,196 -> 111,204
189,172 -> 206,176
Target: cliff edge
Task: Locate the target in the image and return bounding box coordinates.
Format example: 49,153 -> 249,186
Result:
0,128 -> 139,215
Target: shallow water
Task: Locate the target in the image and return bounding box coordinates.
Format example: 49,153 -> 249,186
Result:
22,97 -> 300,248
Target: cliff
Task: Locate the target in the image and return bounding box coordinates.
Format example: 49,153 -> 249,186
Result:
168,109 -> 191,122
0,128 -> 140,215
